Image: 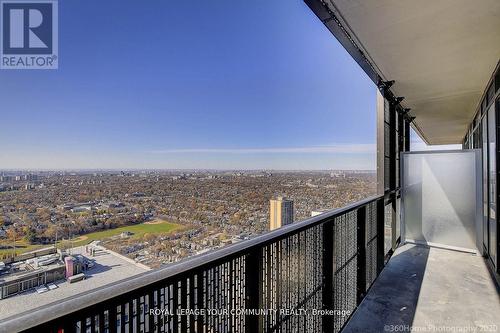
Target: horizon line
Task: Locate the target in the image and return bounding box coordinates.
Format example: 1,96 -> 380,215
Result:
148,143 -> 376,154
0,167 -> 377,172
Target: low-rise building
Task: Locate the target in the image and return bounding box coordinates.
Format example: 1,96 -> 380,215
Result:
0,249 -> 88,300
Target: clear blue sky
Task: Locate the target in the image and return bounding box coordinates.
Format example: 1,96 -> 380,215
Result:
0,0 -> 377,170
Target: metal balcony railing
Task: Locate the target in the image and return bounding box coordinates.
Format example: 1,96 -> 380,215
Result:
0,194 -> 393,333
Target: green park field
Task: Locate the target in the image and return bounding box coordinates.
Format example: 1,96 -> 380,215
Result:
0,220 -> 182,258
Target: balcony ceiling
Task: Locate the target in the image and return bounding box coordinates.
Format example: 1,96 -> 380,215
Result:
327,0 -> 500,144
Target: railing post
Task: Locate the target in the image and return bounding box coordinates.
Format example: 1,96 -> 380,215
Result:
356,206 -> 367,304
196,272 -> 204,333
172,284 -> 179,332
148,291 -> 155,333
377,197 -> 385,274
322,220 -> 334,333
98,311 -> 105,333
245,248 -> 262,333
135,296 -> 141,333
179,279 -> 188,333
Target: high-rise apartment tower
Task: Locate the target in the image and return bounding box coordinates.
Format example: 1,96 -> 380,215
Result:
269,197 -> 294,230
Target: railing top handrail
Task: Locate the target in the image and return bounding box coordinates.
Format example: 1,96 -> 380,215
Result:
0,194 -> 383,332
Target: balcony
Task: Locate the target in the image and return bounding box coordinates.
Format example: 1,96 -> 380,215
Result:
0,195 -> 391,332
343,244 -> 500,332
2,188 -> 498,332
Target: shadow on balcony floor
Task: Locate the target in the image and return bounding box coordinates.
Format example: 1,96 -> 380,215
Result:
343,243 -> 500,333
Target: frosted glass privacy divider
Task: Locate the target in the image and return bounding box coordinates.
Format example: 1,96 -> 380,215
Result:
401,150 -> 482,253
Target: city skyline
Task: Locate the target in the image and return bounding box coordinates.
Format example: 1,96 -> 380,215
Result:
0,130 -> 457,170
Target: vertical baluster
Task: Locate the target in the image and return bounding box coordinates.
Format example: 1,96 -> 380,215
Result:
356,205 -> 367,305
245,248 -> 262,333
322,218 -> 334,333
377,198 -> 385,274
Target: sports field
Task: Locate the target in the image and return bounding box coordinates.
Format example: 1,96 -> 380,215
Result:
0,220 -> 181,257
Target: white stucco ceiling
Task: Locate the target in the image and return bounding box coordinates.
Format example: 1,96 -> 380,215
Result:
329,0 -> 500,144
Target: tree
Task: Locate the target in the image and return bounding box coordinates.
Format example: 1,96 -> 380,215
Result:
6,228 -> 23,243
143,233 -> 156,243
36,208 -> 51,224
24,229 -> 36,244
44,224 -> 58,240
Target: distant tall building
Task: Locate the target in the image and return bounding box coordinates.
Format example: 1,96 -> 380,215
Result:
269,197 -> 294,230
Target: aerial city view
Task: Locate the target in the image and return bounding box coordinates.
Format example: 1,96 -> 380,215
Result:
0,169 -> 375,316
1,0 -> 499,331
0,170 -> 376,264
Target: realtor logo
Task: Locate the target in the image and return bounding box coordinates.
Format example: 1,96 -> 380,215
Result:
1,0 -> 58,69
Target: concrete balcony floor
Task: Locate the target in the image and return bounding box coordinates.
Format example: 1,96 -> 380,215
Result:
343,243 -> 500,333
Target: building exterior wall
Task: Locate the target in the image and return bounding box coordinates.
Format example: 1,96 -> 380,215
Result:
463,61 -> 500,276
376,84 -> 412,255
0,265 -> 66,299
269,197 -> 294,230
